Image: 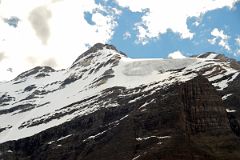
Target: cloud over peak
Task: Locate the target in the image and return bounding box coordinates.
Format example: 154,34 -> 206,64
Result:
42,58 -> 57,68
168,51 -> 186,59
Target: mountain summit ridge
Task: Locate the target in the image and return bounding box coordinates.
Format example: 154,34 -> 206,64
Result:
7,43 -> 240,83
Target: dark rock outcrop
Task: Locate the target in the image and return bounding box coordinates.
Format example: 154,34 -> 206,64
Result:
14,66 -> 55,81
180,76 -> 229,134
0,94 -> 15,106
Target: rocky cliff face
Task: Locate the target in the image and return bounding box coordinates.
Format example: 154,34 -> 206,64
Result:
0,44 -> 240,160
1,76 -> 240,160
180,76 -> 229,134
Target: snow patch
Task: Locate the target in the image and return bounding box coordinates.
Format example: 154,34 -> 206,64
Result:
47,141 -> 55,145
222,94 -> 232,100
226,109 -> 236,113
136,136 -> 171,141
132,155 -> 141,160
129,97 -> 142,103
57,134 -> 72,141
139,99 -> 155,109
206,53 -> 218,59
106,115 -> 128,127
83,130 -> 107,142
212,72 -> 239,90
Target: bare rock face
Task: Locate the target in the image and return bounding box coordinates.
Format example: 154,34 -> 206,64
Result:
1,76 -> 240,160
221,75 -> 240,137
180,76 -> 229,134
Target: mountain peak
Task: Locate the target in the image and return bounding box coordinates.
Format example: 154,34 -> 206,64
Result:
1,45 -> 240,159
197,52 -> 240,70
197,52 -> 219,59
71,43 -> 127,68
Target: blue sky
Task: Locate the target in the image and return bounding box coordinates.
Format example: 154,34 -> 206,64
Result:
104,1 -> 240,59
0,0 -> 240,80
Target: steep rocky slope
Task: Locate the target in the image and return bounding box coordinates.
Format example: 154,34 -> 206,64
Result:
0,43 -> 240,159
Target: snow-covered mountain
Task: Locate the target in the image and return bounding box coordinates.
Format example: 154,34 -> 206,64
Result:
1,43 -> 240,160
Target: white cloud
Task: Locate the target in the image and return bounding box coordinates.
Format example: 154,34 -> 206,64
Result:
28,6 -> 51,45
0,0 -> 120,81
123,31 -> 131,40
208,28 -> 231,51
236,36 -> 240,46
208,38 -> 216,45
115,0 -> 238,44
42,58 -> 57,68
236,36 -> 240,55
237,49 -> 240,55
168,51 -> 186,59
193,21 -> 200,27
0,52 -> 6,62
